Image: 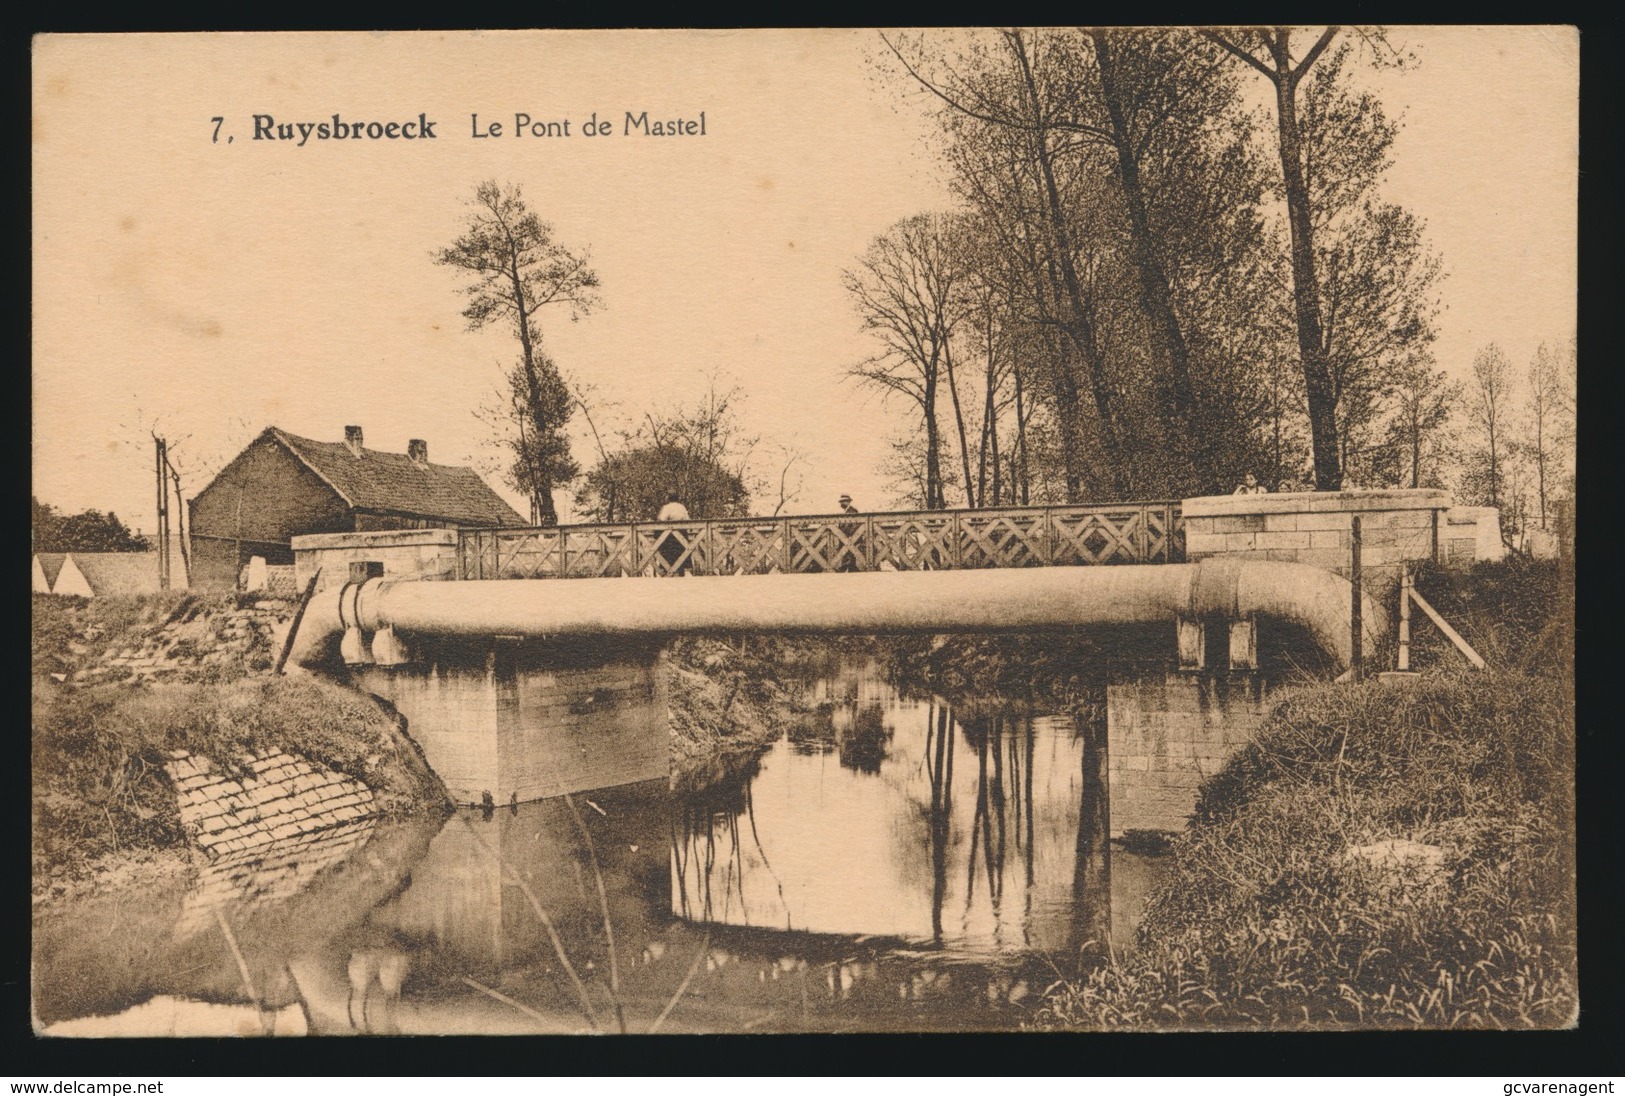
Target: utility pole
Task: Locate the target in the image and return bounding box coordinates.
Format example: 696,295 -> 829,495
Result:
154,435 -> 171,589
1349,515 -> 1363,681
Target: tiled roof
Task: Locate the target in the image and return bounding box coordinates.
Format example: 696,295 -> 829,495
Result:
67,552 -> 173,596
268,428 -> 525,527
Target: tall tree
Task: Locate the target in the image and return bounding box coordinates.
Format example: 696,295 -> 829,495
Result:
884,28 -> 1282,497
1376,355 -> 1459,488
887,29 -> 1126,498
434,180 -> 602,524
1524,341 -> 1572,529
1465,344 -> 1514,519
1295,46 -> 1441,486
1201,26 -> 1348,489
843,213 -> 969,509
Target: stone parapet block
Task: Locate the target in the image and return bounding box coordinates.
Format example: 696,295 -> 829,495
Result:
1181,489 -> 1449,520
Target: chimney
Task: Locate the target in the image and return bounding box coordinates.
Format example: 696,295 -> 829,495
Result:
408,438 -> 428,467
344,425 -> 364,457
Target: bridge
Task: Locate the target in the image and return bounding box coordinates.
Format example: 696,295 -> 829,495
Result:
286,489 -> 1472,833
456,500 -> 1185,579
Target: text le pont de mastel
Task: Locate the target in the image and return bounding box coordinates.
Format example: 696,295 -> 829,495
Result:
470,112 -> 707,138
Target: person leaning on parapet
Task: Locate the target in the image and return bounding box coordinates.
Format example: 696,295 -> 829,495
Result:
1232,472 -> 1269,495
836,494 -> 862,572
657,492 -> 690,522
656,492 -> 692,575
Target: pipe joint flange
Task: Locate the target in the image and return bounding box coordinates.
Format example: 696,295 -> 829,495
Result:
1187,557 -> 1246,619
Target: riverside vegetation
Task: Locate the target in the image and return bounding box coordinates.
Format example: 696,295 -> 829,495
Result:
1029,555 -> 1576,1029
30,592 -> 445,901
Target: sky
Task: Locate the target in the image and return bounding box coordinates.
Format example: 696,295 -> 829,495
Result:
32,27 -> 1578,531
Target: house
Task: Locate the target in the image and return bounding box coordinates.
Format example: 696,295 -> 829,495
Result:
188,425 -> 525,591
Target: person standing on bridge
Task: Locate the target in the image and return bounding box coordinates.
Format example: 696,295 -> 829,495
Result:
656,492 -> 693,575
836,494 -> 863,572
1232,473 -> 1269,496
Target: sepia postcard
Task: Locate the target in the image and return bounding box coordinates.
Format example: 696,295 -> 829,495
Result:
31,28 -> 1578,1038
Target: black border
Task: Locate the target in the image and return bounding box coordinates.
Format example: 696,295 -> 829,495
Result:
15,14 -> 1622,1081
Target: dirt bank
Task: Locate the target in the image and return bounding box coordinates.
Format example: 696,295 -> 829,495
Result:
664,635 -> 827,790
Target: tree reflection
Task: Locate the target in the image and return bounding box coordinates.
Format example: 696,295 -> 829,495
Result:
673,769 -> 784,930
1070,700 -> 1112,962
788,700 -> 893,775
840,703 -> 891,774
926,700 -> 955,944
671,669 -> 1114,958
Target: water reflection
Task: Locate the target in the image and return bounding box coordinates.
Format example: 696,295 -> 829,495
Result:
35,656 -> 1158,1034
672,661 -> 1115,957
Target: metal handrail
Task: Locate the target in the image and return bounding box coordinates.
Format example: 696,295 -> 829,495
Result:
459,501 -> 1185,580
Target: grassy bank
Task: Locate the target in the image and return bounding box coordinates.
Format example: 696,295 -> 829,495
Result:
1033,557 -> 1576,1029
32,594 -> 445,897
665,634 -> 835,790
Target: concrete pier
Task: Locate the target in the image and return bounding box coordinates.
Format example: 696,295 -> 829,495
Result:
1107,674 -> 1271,836
353,637 -> 668,806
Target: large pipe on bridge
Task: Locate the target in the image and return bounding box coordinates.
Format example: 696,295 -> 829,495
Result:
287,559 -> 1384,672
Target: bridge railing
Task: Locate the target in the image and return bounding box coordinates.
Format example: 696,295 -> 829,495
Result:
457,502 -> 1184,580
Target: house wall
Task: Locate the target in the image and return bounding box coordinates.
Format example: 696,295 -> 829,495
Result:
189,434 -> 353,591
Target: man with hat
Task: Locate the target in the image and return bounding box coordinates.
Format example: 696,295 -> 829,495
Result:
835,494 -> 862,571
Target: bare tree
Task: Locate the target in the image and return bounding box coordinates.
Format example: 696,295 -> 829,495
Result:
844,213 -> 970,509
434,180 -> 602,524
1466,344 -> 1513,519
1525,341 -> 1572,529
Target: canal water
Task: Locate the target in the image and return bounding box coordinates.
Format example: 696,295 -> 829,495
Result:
33,657 -> 1161,1035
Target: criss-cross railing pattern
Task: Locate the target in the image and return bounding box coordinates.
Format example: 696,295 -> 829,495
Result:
458,502 -> 1183,580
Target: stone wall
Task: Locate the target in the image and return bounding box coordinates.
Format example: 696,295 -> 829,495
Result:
1107,675 -> 1271,836
75,597 -> 294,684
163,746 -> 388,940
293,528 -> 460,593
165,746 -> 376,858
1181,489 -> 1450,580
1441,506 -> 1507,565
